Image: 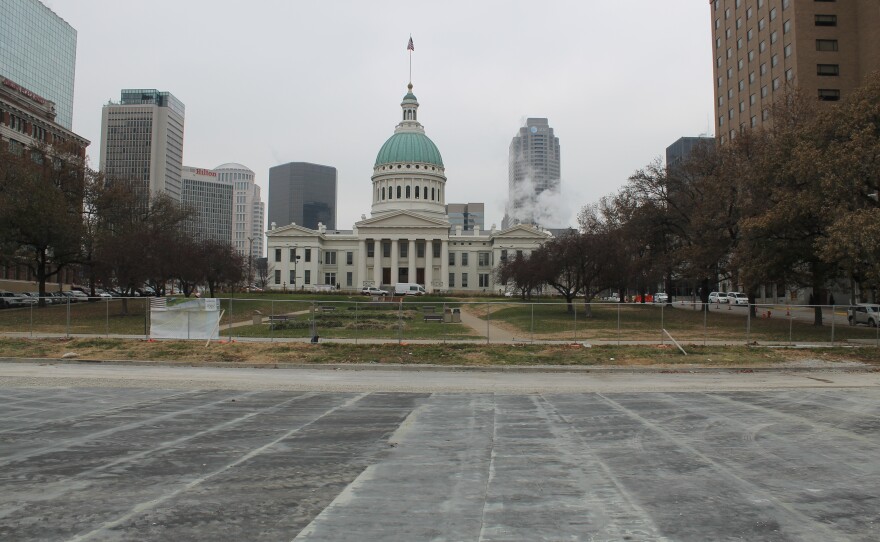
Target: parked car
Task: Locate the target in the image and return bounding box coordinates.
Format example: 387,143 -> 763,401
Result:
0,291 -> 22,308
309,284 -> 334,293
708,291 -> 728,304
361,286 -> 389,296
653,293 -> 669,303
94,289 -> 113,299
394,283 -> 427,296
16,293 -> 38,305
62,290 -> 89,303
847,304 -> 880,327
727,292 -> 749,305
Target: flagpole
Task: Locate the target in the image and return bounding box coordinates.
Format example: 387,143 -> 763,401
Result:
409,37 -> 412,84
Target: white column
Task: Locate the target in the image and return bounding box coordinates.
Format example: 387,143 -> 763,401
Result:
441,239 -> 449,292
425,239 -> 434,293
373,239 -> 382,287
358,238 -> 367,288
391,238 -> 399,286
408,239 -> 416,284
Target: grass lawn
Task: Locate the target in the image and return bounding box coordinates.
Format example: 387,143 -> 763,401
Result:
468,302 -> 880,344
224,304 -> 479,340
0,299 -> 150,336
0,337 -> 877,367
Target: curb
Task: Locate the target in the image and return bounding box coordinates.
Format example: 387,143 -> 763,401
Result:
0,357 -> 873,374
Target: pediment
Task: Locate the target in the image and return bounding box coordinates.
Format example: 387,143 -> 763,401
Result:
357,210 -> 449,229
492,224 -> 552,240
266,223 -> 319,237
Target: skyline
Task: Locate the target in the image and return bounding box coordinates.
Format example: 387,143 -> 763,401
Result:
43,0 -> 714,232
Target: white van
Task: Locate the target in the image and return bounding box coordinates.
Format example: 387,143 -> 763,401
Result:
394,283 -> 427,296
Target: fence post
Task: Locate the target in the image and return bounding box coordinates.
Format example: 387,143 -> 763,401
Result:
703,302 -> 708,347
65,297 -> 71,338
573,302 -> 578,343
789,309 -> 793,346
398,300 -> 402,345
270,300 -> 274,343
486,302 -> 490,344
745,303 -> 750,342
660,303 -> 664,345
830,304 -> 835,346
227,297 -> 233,342
144,298 -> 148,340
443,302 -> 447,345
312,301 -> 317,343
106,298 -> 109,338
355,301 -> 358,346
617,303 -> 621,346
531,303 -> 534,343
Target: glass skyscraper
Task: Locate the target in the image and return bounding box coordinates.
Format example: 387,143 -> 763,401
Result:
503,118 -> 561,229
0,0 -> 77,130
268,162 -> 337,230
100,89 -> 186,202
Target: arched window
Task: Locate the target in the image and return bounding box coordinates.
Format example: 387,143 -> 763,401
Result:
397,186 -> 402,198
415,186 -> 420,199
406,186 -> 411,198
424,185 -> 428,199
431,187 -> 435,200
381,187 -> 385,200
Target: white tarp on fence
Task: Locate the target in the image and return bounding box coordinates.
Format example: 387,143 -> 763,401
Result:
150,298 -> 220,340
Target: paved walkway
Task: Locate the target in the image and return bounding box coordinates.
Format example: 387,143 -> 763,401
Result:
1,370 -> 878,541
457,307 -> 516,342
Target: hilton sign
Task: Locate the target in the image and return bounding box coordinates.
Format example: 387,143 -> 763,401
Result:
194,168 -> 218,177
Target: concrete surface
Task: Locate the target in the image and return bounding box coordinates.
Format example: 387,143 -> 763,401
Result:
0,363 -> 878,541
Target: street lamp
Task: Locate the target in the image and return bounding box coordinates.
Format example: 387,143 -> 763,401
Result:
246,237 -> 254,292
286,244 -> 301,292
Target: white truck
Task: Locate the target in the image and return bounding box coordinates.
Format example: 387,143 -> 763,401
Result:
394,283 -> 427,296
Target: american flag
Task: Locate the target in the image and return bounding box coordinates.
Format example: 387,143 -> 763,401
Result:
407,37 -> 414,51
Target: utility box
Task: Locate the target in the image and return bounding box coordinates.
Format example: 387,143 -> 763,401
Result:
452,308 -> 461,323
252,314 -> 262,326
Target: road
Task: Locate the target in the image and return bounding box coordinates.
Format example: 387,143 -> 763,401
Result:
1,363 -> 878,541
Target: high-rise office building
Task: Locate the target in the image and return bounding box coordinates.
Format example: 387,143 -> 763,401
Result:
214,163 -> 264,260
503,118 -> 560,229
100,89 -> 185,202
268,162 -> 337,230
446,203 -> 485,231
0,0 -> 77,130
180,166 -> 233,243
666,136 -> 714,172
711,0 -> 880,144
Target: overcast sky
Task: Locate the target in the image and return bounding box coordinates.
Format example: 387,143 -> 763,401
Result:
47,0 -> 714,231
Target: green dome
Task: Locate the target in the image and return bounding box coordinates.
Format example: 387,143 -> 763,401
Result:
375,132 -> 444,168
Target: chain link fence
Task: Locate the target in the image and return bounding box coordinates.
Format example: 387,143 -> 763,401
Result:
1,297 -> 878,347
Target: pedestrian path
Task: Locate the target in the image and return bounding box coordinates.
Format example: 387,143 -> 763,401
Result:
457,308 -> 518,342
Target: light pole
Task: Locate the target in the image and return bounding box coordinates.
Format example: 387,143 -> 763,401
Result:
246,237 -> 254,292
286,244 -> 301,292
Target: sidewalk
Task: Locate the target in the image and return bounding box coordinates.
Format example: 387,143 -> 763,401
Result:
457,308 -> 517,342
